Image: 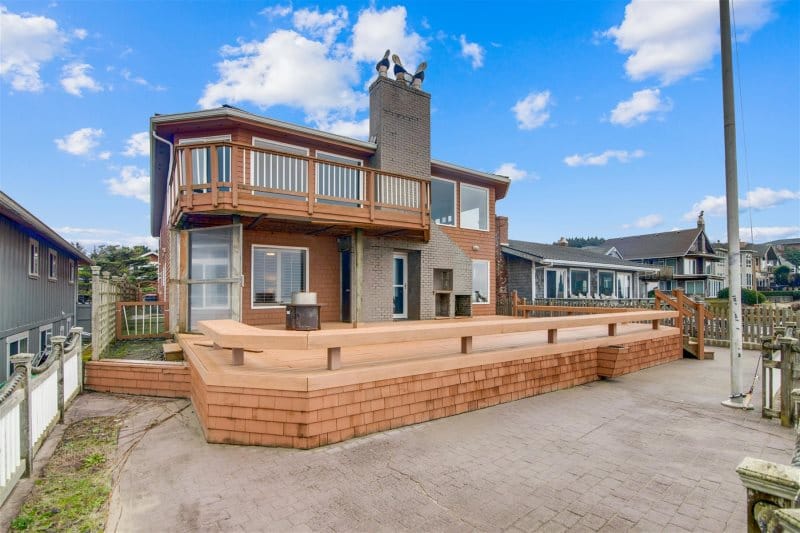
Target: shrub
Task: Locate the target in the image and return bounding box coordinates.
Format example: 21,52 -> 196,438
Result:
761,290 -> 800,301
716,287 -> 766,305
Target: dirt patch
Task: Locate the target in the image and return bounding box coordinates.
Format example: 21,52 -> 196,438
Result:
10,416 -> 121,531
104,339 -> 165,361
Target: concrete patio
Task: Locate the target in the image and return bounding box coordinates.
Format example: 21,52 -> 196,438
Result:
50,347 -> 797,531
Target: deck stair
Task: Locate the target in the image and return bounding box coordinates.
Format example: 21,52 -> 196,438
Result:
163,342 -> 184,361
654,289 -> 714,360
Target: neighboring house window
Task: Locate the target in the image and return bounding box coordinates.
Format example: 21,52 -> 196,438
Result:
659,280 -> 674,292
252,245 -> 308,307
7,332 -> 29,376
48,250 -> 57,280
570,269 -> 589,297
685,280 -> 704,295
39,324 -> 52,354
460,184 -> 489,231
472,260 -> 490,304
598,271 -> 614,297
69,259 -> 76,284
431,177 -> 456,226
29,238 -> 39,277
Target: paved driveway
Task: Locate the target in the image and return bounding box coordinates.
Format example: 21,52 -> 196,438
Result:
97,349 -> 794,531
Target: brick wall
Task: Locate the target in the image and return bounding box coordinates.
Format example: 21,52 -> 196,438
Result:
188,333 -> 682,449
84,360 -> 190,398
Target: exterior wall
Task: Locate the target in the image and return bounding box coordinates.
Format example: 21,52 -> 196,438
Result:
243,230 -> 341,325
0,216 -> 79,381
189,333 -> 681,449
84,360 -> 190,397
506,255 -> 533,301
361,223 -> 472,321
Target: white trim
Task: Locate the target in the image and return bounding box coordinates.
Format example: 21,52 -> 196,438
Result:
616,272 -> 633,299
176,134 -> 232,146
392,253 -> 408,318
250,244 -> 310,309
47,249 -> 57,281
316,150 -> 362,166
459,183 -> 490,232
471,259 -> 491,305
544,268 -> 567,298
568,268 -> 590,298
430,176 -> 457,227
28,238 -> 39,278
539,258 -> 657,272
252,136 -> 309,155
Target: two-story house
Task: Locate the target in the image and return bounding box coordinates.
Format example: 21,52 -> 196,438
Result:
712,242 -> 758,292
150,70 -> 510,331
600,214 -> 723,298
0,192 -> 90,382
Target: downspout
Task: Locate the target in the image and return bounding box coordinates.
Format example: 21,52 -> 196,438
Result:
151,130 -> 174,329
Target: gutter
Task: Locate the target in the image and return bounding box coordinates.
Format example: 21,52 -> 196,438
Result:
538,259 -> 659,273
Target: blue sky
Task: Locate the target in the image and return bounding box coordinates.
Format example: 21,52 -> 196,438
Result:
1,0 -> 797,251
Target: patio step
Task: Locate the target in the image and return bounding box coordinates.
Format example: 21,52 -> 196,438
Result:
163,342 -> 184,361
684,339 -> 714,360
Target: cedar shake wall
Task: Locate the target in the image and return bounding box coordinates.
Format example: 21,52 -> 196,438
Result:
243,230 -> 341,325
84,360 -> 190,398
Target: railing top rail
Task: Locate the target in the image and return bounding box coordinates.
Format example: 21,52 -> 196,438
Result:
199,311 -> 678,352
117,301 -> 168,306
173,140 -> 431,184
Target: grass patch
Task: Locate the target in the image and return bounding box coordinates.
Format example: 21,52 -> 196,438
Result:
104,339 -> 164,361
11,416 -> 121,532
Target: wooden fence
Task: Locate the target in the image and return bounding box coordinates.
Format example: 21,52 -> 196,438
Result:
116,301 -> 170,340
0,329 -> 83,505
90,266 -> 132,358
704,304 -> 800,349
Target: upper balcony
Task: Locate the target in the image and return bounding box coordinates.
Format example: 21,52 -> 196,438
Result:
166,140 -> 430,238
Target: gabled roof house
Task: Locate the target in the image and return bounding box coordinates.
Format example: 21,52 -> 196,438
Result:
150,63 -> 510,331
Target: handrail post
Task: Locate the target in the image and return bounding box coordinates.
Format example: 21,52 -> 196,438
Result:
52,335 -> 66,423
696,302 -> 706,360
210,144 -> 219,207
308,151 -> 316,215
779,337 -> 798,427
10,353 -> 33,477
183,148 -> 193,209
367,170 -> 375,222
232,144 -> 240,207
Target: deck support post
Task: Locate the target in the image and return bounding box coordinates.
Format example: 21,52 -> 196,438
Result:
232,348 -> 244,366
608,323 -> 618,337
547,329 -> 557,344
461,336 -> 472,354
652,319 -> 660,330
327,347 -> 341,370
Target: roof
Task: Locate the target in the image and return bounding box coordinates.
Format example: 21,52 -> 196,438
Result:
767,237 -> 800,246
602,228 -> 712,260
503,240 -> 658,272
150,106 -> 511,236
0,191 -> 91,263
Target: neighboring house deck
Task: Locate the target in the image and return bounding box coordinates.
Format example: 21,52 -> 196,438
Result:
150,75 -> 510,332
0,192 -> 90,382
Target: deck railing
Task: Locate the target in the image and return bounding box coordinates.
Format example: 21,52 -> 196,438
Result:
168,141 -> 430,231
0,329 -> 83,505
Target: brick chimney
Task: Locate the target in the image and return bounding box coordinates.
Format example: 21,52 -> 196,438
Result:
368,76 -> 431,180
697,211 -> 705,230
496,216 -> 509,246
557,236 -> 568,247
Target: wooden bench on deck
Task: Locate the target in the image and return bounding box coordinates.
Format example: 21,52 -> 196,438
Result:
198,310 -> 677,371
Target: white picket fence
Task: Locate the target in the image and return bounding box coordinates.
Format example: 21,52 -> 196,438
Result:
0,327 -> 83,505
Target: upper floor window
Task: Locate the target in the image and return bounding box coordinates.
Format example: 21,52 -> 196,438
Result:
69,259 -> 76,284
48,249 -> 57,280
431,177 -> 456,226
29,238 -> 39,278
460,183 -> 489,231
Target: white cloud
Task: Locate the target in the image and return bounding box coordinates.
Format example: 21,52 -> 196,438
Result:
54,127 -> 104,156
741,227 -> 800,243
121,68 -> 164,91
98,151 -> 111,160
564,149 -> 645,167
459,34 -> 484,69
351,5 -> 426,73
105,166 -> 149,203
292,6 -> 348,46
512,91 -> 552,130
605,0 -> 772,85
683,194 -> 727,220
610,88 -> 671,126
0,7 -> 66,91
123,131 -> 150,157
57,226 -> 158,249
493,162 -> 531,181
632,214 -> 663,228
742,187 -> 800,210
260,4 -> 292,18
60,62 -> 102,96
73,28 -> 87,40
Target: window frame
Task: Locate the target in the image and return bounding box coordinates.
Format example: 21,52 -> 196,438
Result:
39,324 -> 53,352
6,331 -> 29,356
569,268 -> 590,298
471,260 -> 491,305
48,249 -> 58,281
68,259 -> 76,284
459,183 -> 490,232
28,238 -> 39,278
597,270 -> 615,297
251,244 -> 310,309
430,176 -> 457,227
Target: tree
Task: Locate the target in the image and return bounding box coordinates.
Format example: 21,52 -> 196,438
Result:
784,249 -> 800,270
717,287 -> 766,305
81,245 -> 158,301
774,265 -> 791,286
559,236 -> 606,248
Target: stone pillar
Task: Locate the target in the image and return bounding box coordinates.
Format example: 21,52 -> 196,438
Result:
736,457 -> 800,533
10,353 -> 34,476
90,266 -> 101,360
70,327 -> 84,393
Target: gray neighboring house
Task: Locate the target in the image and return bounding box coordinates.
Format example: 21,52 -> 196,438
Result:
0,191 -> 90,382
502,239 -> 658,301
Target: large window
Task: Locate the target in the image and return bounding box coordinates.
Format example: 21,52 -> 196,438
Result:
28,238 -> 39,277
460,184 -> 489,231
616,273 -> 632,298
252,246 -> 308,307
685,280 -> 704,295
598,271 -> 614,297
570,269 -> 589,297
472,260 -> 490,304
431,177 -> 456,226
188,226 -> 236,329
